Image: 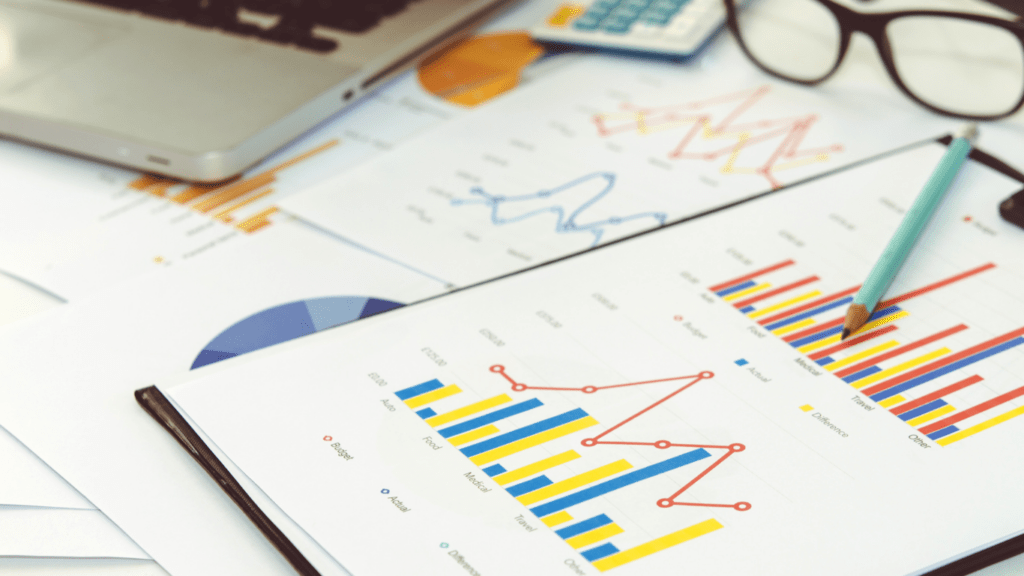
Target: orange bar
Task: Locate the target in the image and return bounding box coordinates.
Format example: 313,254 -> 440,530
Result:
239,219 -> 272,234
148,181 -> 176,197
128,174 -> 162,190
237,207 -> 278,233
171,178 -> 238,205
264,140 -> 340,175
192,173 -> 274,213
214,187 -> 275,221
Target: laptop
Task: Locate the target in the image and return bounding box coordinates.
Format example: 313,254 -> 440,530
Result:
0,0 -> 519,182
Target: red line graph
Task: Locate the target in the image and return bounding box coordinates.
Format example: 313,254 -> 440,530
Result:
592,86 -> 844,189
489,364 -> 750,511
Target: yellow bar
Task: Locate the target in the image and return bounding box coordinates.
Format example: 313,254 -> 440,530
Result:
448,425 -> 498,447
470,417 -> 598,466
772,318 -> 815,336
493,450 -> 580,486
426,394 -> 512,427
938,405 -> 1024,446
907,404 -> 956,427
748,291 -> 821,318
877,395 -> 905,408
566,523 -> 624,549
848,311 -> 910,338
214,187 -> 275,221
799,404 -> 813,412
798,334 -> 841,353
264,139 -> 340,175
542,511 -> 573,527
593,519 -> 724,571
405,385 -> 461,409
851,348 -> 951,390
825,341 -> 900,372
517,459 -> 632,505
193,173 -> 275,213
723,283 -> 771,302
237,207 -> 278,232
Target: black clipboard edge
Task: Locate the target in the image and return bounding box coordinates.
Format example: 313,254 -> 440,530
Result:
134,386 -> 321,576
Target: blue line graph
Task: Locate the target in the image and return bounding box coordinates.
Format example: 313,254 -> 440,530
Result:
450,172 -> 668,246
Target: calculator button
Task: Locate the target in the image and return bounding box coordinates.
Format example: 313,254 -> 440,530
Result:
603,21 -> 633,33
573,14 -> 603,29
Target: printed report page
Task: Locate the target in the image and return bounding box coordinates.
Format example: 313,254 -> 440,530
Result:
165,143 -> 1024,575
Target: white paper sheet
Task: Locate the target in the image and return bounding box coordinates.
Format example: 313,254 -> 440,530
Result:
164,144 -> 1024,575
280,35 -> 956,288
0,507 -> 148,559
0,219 -> 444,574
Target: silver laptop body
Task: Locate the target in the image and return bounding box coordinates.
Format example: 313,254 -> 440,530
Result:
0,0 -> 518,182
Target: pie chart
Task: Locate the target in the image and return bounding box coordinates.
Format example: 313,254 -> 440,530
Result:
191,296 -> 403,370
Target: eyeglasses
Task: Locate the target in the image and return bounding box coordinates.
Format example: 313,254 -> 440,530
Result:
721,0 -> 1024,120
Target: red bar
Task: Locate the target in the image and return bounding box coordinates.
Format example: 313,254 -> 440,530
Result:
861,326 -> 1024,397
757,285 -> 860,326
879,263 -> 995,308
833,324 -> 969,378
783,317 -> 843,343
733,276 -> 819,309
891,375 -> 983,416
709,260 -> 794,292
919,382 -> 1024,435
807,325 -> 899,361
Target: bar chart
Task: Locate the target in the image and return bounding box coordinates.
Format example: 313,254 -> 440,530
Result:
126,140 -> 340,234
710,259 -> 1024,446
393,367 -> 744,571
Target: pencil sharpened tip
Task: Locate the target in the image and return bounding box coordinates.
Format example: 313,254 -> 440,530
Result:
840,328 -> 851,341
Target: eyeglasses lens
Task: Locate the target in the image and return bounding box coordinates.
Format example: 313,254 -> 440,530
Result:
887,16 -> 1024,118
733,0 -> 842,82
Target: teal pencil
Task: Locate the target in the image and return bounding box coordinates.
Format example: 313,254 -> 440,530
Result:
840,124 -> 978,340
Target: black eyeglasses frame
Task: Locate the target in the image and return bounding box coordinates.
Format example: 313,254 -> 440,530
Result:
721,0 -> 1024,121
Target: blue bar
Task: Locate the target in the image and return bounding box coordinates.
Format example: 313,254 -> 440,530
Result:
438,398 -> 544,439
461,408 -> 588,457
416,408 -> 437,419
868,305 -> 901,321
531,449 -> 711,518
739,306 -> 755,314
816,356 -> 835,366
734,359 -> 748,366
928,425 -> 960,440
482,464 -> 506,477
764,296 -> 854,331
581,543 -> 619,562
556,514 -> 613,539
507,475 -> 553,497
843,366 -> 882,383
395,379 -> 443,400
871,338 -> 1024,401
898,399 -> 947,421
790,325 -> 842,348
715,280 -> 755,297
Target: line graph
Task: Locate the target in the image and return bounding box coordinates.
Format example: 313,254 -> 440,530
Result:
593,86 -> 844,189
450,172 -> 667,246
490,364 -> 750,512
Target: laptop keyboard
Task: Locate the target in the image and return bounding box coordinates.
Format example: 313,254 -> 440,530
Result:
68,0 -> 418,52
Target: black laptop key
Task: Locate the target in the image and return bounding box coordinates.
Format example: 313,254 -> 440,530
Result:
65,0 -> 417,52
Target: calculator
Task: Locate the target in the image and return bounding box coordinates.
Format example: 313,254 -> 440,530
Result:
531,0 -> 728,58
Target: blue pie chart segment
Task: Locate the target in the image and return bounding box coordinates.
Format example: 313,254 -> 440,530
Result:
191,296 -> 403,370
